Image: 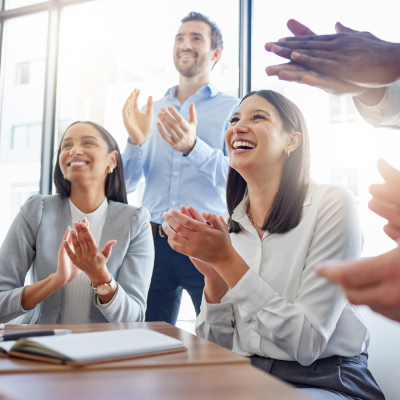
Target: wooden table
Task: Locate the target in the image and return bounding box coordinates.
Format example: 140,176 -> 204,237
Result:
0,323 -> 309,400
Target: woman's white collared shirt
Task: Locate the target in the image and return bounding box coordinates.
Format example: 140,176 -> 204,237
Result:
196,183 -> 369,366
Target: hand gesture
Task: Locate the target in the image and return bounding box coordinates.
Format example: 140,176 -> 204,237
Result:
63,221 -> 116,286
265,20 -> 367,96
157,103 -> 197,155
368,159 -> 400,241
317,246 -> 400,322
122,88 -> 153,146
54,227 -> 81,287
265,19 -> 399,88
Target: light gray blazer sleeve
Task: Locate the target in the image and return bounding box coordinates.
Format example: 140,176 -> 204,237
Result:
94,205 -> 154,322
0,195 -> 43,323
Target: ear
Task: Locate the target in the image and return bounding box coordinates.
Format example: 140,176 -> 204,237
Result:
286,131 -> 302,153
211,47 -> 222,63
108,150 -> 118,169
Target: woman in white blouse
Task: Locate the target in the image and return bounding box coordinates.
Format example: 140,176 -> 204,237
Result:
162,91 -> 384,400
0,121 -> 154,324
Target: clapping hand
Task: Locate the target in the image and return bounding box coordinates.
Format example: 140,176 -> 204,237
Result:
369,159 -> 400,242
265,20 -> 367,96
122,88 -> 153,146
265,19 -> 399,89
54,218 -> 89,286
63,220 -> 116,286
157,103 -> 197,155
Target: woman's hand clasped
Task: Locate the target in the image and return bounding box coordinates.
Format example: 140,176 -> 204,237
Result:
162,206 -> 249,302
63,220 -> 117,286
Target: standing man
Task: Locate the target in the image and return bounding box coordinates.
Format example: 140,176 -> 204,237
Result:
122,12 -> 240,325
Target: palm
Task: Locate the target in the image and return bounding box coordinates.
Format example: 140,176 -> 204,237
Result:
122,89 -> 153,146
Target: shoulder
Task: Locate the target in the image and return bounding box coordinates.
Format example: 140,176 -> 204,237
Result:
108,201 -> 151,226
214,92 -> 241,107
310,183 -> 356,208
20,194 -> 68,229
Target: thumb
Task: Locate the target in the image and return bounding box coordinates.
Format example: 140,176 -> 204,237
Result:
218,216 -> 229,234
146,96 -> 153,116
335,22 -> 358,33
188,103 -> 197,125
287,19 -> 315,36
101,240 -> 117,259
377,158 -> 400,184
202,211 -> 224,232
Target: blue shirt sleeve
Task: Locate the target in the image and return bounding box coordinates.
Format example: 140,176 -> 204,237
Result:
122,139 -> 146,194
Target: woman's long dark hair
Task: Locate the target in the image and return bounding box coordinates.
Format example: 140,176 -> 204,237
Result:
54,121 -> 128,204
227,90 -> 310,234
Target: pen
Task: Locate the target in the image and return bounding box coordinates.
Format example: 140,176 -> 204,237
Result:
0,329 -> 72,342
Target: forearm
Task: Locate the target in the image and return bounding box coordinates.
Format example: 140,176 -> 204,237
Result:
354,87 -> 387,106
21,274 -> 63,311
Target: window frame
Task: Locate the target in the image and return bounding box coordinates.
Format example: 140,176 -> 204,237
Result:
0,0 -> 253,195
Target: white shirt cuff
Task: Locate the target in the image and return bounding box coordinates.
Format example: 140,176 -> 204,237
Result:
353,87 -> 388,123
200,292 -> 234,326
222,269 -> 275,321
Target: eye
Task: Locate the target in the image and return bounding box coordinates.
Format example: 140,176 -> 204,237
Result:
62,143 -> 71,149
253,113 -> 266,121
229,117 -> 239,124
84,141 -> 95,146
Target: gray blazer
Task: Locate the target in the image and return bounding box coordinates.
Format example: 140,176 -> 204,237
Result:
0,195 -> 154,324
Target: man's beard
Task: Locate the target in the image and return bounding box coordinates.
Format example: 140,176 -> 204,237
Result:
174,51 -> 209,78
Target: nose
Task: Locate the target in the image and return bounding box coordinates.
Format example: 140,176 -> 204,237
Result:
69,145 -> 84,156
233,120 -> 249,134
179,36 -> 192,50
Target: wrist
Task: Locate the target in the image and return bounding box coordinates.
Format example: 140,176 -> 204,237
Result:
204,280 -> 227,304
88,269 -> 112,287
49,273 -> 66,290
182,138 -> 197,156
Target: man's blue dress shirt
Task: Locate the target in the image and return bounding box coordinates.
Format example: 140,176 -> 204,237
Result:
122,83 -> 241,224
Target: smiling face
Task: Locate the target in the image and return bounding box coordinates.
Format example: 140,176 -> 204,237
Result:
225,95 -> 299,177
173,21 -> 220,77
59,123 -> 117,188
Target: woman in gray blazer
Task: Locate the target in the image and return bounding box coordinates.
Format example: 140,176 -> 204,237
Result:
0,121 -> 154,324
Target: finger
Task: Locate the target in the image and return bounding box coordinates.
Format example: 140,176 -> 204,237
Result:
180,205 -> 193,218
218,216 -> 230,234
300,74 -> 348,94
70,229 -> 82,259
160,108 -> 184,136
162,222 -> 189,245
167,238 -> 189,256
188,103 -> 197,125
166,106 -> 185,126
317,250 -> 394,288
383,223 -> 400,241
187,206 -> 206,223
101,240 -> 117,259
377,158 -> 400,185
280,33 -> 337,42
290,52 -> 338,75
343,283 -> 392,306
164,210 -> 204,234
146,96 -> 153,116
269,44 -> 293,60
64,239 -> 77,264
158,113 -> 181,141
335,22 -> 359,33
202,212 -> 225,232
369,183 -> 400,208
63,226 -> 71,242
270,41 -> 337,51
368,197 -> 400,225
133,88 -> 140,110
157,122 -> 175,146
79,223 -> 98,253
287,19 -> 316,36
266,63 -> 307,76
74,222 -> 90,258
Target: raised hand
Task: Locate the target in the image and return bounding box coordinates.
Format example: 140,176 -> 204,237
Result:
368,159 -> 400,241
265,19 -> 400,88
122,88 -> 153,146
265,20 -> 368,96
63,221 -> 116,286
157,103 -> 197,155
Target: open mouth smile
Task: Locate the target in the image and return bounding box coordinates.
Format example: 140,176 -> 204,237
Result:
67,160 -> 90,167
232,140 -> 257,150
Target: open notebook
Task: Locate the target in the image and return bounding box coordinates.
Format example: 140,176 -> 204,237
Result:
3,329 -> 186,366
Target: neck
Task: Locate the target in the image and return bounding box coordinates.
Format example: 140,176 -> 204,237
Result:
70,182 -> 106,214
175,70 -> 211,104
245,168 -> 283,228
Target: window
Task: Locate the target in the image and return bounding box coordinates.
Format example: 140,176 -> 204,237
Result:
330,95 -> 358,125
5,0 -> 47,10
16,62 -> 30,84
11,123 -> 42,150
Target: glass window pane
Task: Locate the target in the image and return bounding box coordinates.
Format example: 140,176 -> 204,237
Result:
252,0 -> 400,258
0,12 -> 48,246
57,0 -> 239,181
5,0 -> 47,10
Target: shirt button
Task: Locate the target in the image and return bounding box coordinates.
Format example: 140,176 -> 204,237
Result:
138,151 -> 141,155
174,172 -> 178,176
223,308 -> 230,312
172,201 -> 176,205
